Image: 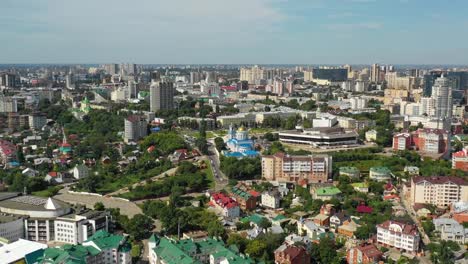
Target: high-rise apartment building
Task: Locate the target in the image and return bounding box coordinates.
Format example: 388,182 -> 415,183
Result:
0,73 -> 18,89
431,76 -> 453,119
0,95 -> 18,113
370,64 -> 380,83
410,176 -> 468,207
190,71 -> 202,84
262,152 -> 332,184
150,81 -> 174,112
103,64 -> 119,75
124,115 -> 148,143
240,65 -> 265,84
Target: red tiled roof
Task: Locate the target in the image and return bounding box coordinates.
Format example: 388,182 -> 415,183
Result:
357,244 -> 382,259
453,149 -> 468,158
282,246 -> 307,260
412,176 -> 467,186
357,205 -> 373,213
212,192 -> 238,209
248,190 -> 261,197
48,172 -> 58,177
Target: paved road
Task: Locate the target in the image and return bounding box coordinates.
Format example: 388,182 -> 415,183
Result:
54,187 -> 142,218
207,138 -> 228,191
399,189 -> 431,245
107,167 -> 178,196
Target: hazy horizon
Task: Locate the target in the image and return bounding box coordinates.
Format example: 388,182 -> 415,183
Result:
2,0 -> 468,65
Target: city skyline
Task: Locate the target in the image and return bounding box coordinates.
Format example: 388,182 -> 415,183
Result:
2,0 -> 468,64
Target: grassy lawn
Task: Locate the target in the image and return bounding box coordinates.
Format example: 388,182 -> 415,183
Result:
249,127 -> 274,134
33,186 -> 63,197
203,160 -> 215,189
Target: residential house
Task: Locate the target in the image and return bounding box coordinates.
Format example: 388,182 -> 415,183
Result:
274,245 -> 310,264
261,189 -> 281,209
330,212 -> 350,232
347,244 -> 383,264
230,185 -> 257,211
377,220 -> 420,254
337,217 -> 361,238
310,186 -> 342,201
433,218 -> 468,245
369,167 -> 392,182
210,192 -> 240,219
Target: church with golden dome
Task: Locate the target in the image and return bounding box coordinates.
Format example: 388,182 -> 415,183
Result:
224,124 -> 259,158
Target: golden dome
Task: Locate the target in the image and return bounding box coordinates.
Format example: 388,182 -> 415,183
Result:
238,126 -> 246,132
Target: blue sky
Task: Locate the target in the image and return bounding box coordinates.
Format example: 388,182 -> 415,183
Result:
1,0 -> 468,64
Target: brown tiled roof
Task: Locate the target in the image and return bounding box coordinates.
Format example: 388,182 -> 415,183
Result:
283,246 -> 306,260
412,176 -> 467,186
377,220 -> 418,235
357,244 -> 382,258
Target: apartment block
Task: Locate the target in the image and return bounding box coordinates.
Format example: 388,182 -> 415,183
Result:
410,176 -> 468,207
377,220 -> 420,254
262,152 -> 332,185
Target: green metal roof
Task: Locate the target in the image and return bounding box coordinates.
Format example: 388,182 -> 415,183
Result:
151,236 -> 256,264
231,186 -> 252,200
315,186 -> 342,196
339,167 -> 359,173
369,166 -> 391,173
241,214 -> 265,225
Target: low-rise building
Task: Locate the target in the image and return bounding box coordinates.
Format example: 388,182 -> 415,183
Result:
54,210 -> 110,244
210,192 -> 240,219
310,186 -> 342,201
337,217 -> 361,238
377,220 -> 420,254
347,244 -> 383,264
369,167 -> 392,182
410,176 -> 468,207
30,230 -> 131,264
412,128 -> 450,155
261,190 -> 281,209
148,235 -> 255,264
278,127 -> 359,147
274,244 -> 310,264
230,186 -> 257,211
452,148 -> 468,172
0,239 -> 47,264
433,218 -> 468,245
365,130 -> 377,142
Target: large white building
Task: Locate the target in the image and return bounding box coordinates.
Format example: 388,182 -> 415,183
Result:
431,76 -> 453,119
377,220 -> 420,254
124,115 -> 148,143
410,176 -> 468,207
55,210 -> 110,244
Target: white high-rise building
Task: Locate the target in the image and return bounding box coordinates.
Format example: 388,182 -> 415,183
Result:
124,115 -> 148,143
371,63 -> 380,83
150,81 -> 174,112
240,65 -> 265,84
349,97 -> 368,110
431,76 -> 453,119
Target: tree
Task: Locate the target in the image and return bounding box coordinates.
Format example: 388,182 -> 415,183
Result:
258,218 -> 271,229
227,233 -> 248,252
125,214 -> 154,240
246,240 -> 268,259
94,202 -> 105,211
214,137 -> 226,151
